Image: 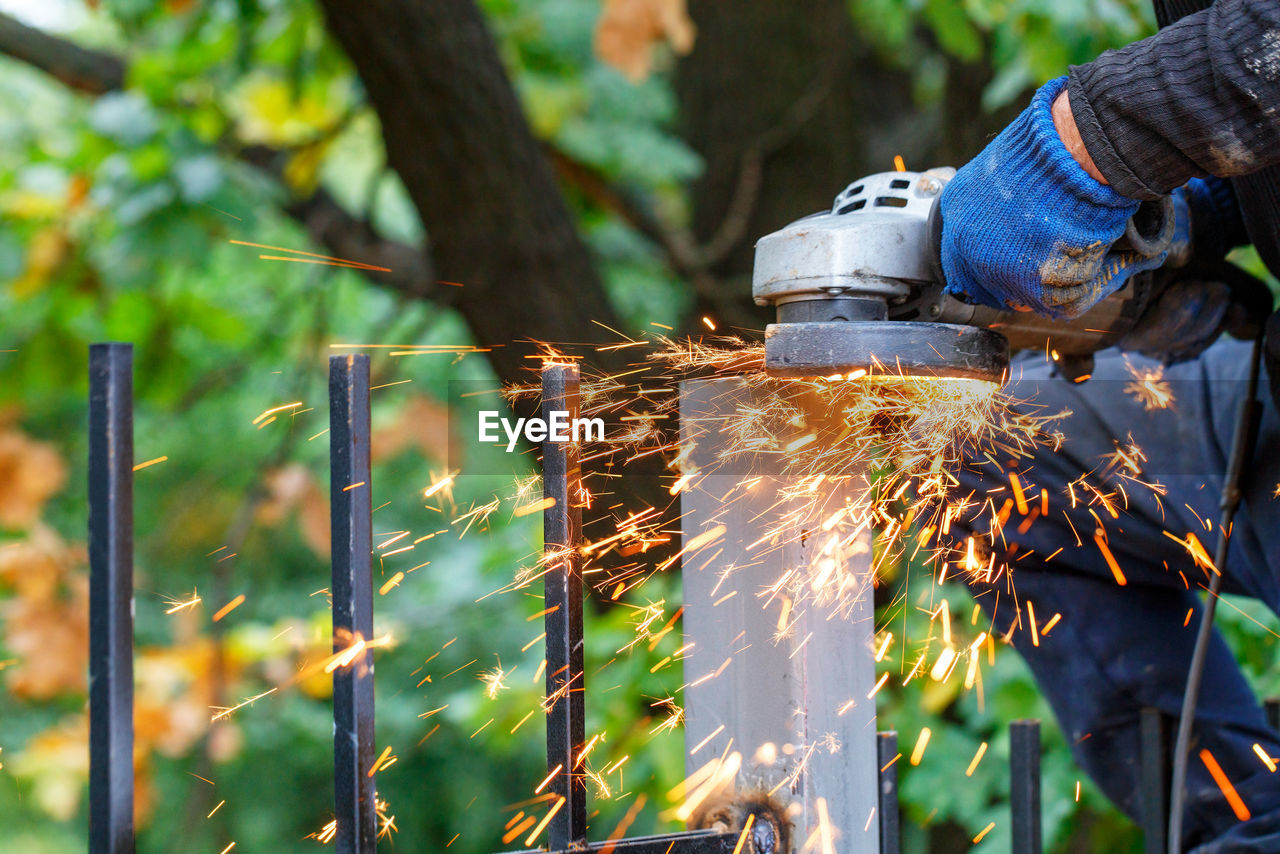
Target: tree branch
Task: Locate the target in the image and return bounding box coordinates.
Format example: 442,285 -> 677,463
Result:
0,12 -> 440,305
0,12 -> 124,94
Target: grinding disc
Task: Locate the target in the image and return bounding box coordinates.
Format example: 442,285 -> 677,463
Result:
764,321 -> 1010,383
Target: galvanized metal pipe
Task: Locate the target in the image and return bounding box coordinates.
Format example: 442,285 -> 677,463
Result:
679,377 -> 879,850
88,342 -> 135,854
329,354 -> 377,853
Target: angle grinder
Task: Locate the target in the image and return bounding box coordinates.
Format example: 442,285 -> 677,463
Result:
752,168 -> 1262,383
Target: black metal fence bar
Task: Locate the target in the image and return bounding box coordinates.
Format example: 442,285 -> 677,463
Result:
1010,719 -> 1042,854
88,343 -> 135,854
1140,708 -> 1171,854
878,731 -> 900,854
330,354 -> 377,853
1267,697 -> 1280,733
541,362 -> 588,848
74,344 -> 1088,854
506,828 -> 738,854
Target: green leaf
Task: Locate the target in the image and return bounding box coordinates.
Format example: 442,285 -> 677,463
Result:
925,0 -> 984,62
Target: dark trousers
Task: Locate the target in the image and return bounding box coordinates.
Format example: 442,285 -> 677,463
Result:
955,340 -> 1280,851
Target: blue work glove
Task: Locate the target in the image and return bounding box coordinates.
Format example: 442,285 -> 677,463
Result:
1117,177 -> 1254,365
939,76 -> 1168,319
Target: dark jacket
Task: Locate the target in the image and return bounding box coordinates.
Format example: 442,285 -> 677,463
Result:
1067,0 -> 1280,277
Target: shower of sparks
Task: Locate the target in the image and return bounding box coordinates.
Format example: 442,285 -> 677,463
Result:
1124,360 -> 1174,410
209,327 -> 1191,843
479,660 -> 512,699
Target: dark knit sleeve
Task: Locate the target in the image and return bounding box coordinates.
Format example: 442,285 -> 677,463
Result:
1066,0 -> 1280,200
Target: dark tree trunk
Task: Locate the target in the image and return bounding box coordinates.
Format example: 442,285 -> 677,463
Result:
674,0 -> 929,333
674,4 -> 1020,335
316,0 -> 622,385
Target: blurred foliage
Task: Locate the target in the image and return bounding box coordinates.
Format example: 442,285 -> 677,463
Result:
1,1 -> 1275,853
847,0 -> 1155,109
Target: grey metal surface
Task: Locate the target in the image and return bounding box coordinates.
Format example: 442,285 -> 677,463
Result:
679,377 -> 879,852
764,320 -> 1009,383
751,170 -> 946,307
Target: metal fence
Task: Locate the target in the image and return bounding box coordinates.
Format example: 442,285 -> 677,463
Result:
81,342 -> 1274,854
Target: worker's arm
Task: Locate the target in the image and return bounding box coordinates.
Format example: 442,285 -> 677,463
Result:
938,0 -> 1266,322
1065,0 -> 1280,198
937,76 -> 1169,319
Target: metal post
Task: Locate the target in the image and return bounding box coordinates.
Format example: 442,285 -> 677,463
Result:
680,377 -> 879,850
541,363 -> 587,848
1141,708 -> 1171,854
1010,720 -> 1042,854
878,732 -> 900,854
88,343 -> 135,854
1266,698 -> 1280,734
330,354 -> 377,853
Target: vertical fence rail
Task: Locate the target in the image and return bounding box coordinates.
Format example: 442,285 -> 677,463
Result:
88,343 -> 135,854
878,731 -> 900,854
1010,719 -> 1042,854
541,363 -> 587,849
330,354 -> 377,853
1140,708 -> 1171,854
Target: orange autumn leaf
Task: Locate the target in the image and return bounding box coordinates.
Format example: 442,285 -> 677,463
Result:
0,526 -> 88,699
371,394 -> 454,464
595,0 -> 696,81
3,576 -> 89,699
258,464 -> 330,557
0,427 -> 68,528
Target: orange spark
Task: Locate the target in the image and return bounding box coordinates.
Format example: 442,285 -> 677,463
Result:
229,239 -> 390,272
965,742 -> 988,776
1200,749 -> 1251,820
211,594 -> 246,622
1093,535 -> 1128,586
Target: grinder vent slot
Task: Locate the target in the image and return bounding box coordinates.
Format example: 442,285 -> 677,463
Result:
836,199 -> 867,214
874,196 -> 908,208
890,178 -> 911,189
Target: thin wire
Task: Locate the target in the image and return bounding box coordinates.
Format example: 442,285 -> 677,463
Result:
1168,335 -> 1264,854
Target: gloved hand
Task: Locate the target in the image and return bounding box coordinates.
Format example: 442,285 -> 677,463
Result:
1117,276 -> 1240,365
939,76 -> 1168,319
1117,177 -> 1254,365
